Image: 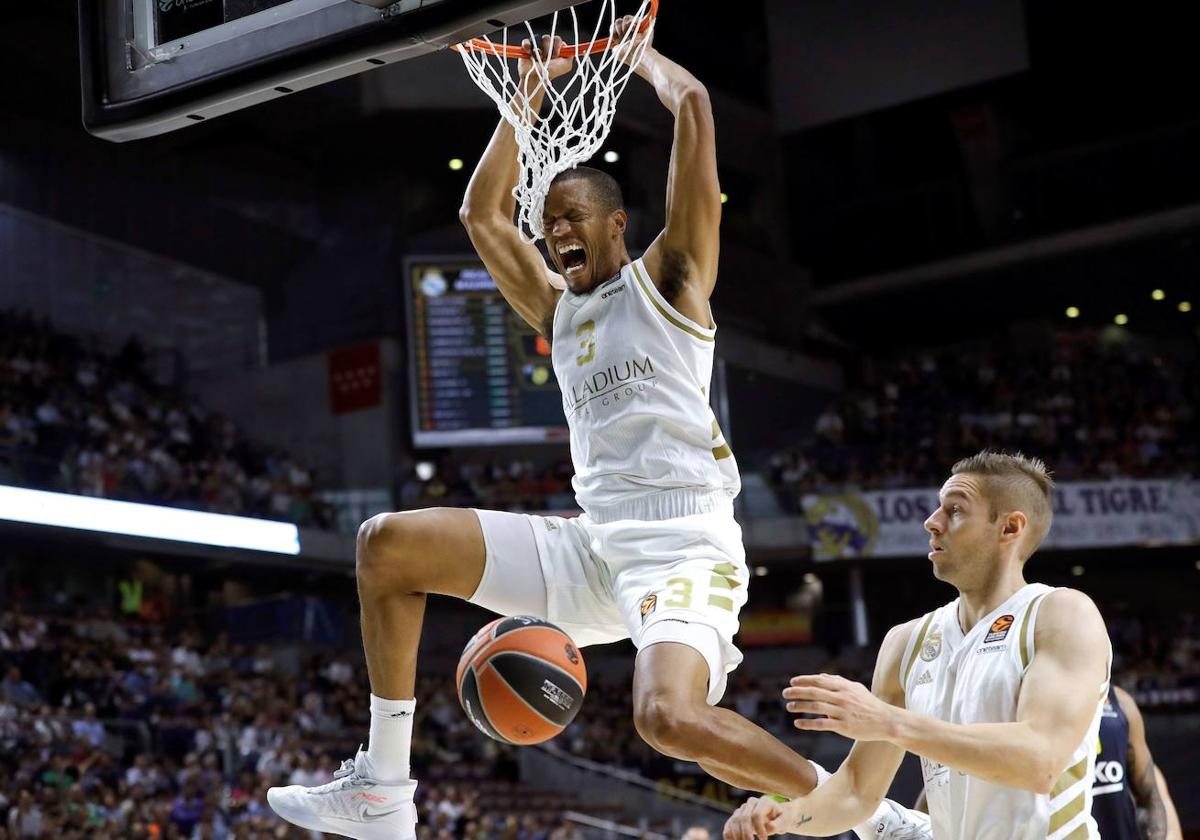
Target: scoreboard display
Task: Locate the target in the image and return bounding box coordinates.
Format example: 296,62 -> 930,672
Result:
405,259 -> 568,447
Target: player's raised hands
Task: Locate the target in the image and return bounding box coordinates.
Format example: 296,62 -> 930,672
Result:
518,35 -> 573,85
612,14 -> 654,65
783,673 -> 899,741
723,797 -> 787,840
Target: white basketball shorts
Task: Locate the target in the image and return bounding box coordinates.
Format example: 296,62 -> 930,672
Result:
468,500 -> 748,705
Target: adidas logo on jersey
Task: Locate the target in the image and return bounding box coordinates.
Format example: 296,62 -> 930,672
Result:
916,670 -> 933,686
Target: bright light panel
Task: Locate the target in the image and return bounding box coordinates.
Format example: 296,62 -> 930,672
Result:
0,485 -> 301,555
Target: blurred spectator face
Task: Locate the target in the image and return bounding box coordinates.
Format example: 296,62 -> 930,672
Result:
682,828 -> 711,840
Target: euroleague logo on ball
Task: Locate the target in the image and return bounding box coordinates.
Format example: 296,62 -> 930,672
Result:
564,643 -> 579,665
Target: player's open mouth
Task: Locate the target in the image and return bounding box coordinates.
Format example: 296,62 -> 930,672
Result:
557,241 -> 588,276
929,542 -> 945,558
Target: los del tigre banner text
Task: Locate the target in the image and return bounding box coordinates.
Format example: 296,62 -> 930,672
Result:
801,479 -> 1200,560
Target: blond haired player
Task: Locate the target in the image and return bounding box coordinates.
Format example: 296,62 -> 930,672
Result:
267,19 -> 928,840
725,451 -> 1113,840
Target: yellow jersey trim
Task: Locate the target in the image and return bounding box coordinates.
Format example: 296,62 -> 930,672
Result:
632,262 -> 715,343
903,611 -> 936,688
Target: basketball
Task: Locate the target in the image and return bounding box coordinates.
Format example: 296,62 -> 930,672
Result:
456,616 -> 587,745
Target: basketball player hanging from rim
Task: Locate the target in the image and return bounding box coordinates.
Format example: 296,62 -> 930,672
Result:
267,15 -> 931,840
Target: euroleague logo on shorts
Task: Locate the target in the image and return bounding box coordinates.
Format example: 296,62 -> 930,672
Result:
984,614 -> 1014,644
639,593 -> 657,624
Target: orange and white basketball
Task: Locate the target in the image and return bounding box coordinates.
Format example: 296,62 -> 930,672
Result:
456,616 -> 587,745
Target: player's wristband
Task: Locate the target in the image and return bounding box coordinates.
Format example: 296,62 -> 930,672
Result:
768,760 -> 831,803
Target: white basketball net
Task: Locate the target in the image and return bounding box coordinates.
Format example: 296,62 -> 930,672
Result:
455,1 -> 656,242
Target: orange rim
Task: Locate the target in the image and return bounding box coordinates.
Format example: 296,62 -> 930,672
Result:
450,0 -> 658,59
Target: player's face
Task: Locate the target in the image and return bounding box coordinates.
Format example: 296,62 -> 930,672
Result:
543,181 -> 624,293
923,474 -> 998,583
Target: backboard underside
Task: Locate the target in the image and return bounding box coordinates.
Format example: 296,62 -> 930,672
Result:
80,0 -> 578,141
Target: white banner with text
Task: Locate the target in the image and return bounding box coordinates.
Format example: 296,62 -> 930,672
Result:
802,480 -> 1200,560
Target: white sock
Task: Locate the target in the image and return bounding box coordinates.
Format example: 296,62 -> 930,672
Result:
365,694 -> 415,782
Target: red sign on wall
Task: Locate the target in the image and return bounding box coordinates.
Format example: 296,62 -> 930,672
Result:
328,342 -> 382,415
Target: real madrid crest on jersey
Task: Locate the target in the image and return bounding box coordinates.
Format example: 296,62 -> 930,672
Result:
920,629 -> 943,662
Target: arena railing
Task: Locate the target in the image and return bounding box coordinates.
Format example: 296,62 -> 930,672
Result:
564,810 -> 672,840
521,742 -> 732,837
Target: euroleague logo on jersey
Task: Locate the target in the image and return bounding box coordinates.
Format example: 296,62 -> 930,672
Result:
984,614 -> 1014,644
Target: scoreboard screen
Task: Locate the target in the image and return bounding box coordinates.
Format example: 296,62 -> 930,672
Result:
405,259 -> 568,447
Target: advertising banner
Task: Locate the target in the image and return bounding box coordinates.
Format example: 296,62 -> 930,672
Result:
802,480 -> 1200,560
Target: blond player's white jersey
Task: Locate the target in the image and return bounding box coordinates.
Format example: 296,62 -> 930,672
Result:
901,583 -> 1110,840
551,258 -> 739,523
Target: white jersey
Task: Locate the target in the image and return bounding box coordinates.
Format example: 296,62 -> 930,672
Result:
901,583 -> 1110,840
551,258 -> 739,523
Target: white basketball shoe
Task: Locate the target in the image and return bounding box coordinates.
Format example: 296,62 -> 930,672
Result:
856,799 -> 932,840
267,748 -> 417,840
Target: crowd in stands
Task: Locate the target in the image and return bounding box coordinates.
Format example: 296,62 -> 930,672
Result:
394,456 -> 577,514
1,575 -> 1198,840
6,311 -> 1198,534
768,329 -> 1198,503
0,310 -> 332,529
0,602 -> 604,840
1108,605 -> 1200,710
0,309 -> 584,526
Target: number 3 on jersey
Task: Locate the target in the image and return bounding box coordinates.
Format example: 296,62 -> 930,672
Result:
575,320 -> 596,366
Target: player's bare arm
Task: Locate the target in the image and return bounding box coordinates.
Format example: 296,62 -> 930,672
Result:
1115,685 -> 1169,840
723,620 -> 917,840
614,16 -> 721,327
787,588 -> 1110,794
1155,766 -> 1183,840
460,35 -> 568,336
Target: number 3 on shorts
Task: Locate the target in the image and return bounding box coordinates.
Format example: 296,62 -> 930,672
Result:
663,577 -> 693,608
662,565 -> 739,612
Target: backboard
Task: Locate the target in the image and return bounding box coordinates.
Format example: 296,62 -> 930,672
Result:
80,0 -> 577,142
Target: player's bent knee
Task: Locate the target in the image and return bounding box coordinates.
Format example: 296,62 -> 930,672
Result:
356,510 -> 436,589
356,508 -> 486,599
633,694 -> 708,758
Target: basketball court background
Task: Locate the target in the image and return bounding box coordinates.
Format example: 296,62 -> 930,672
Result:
1,2 -> 1198,838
